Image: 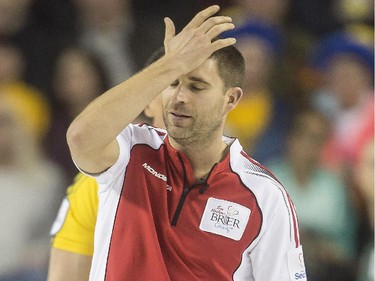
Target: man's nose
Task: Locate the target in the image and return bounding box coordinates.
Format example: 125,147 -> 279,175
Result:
172,84 -> 187,103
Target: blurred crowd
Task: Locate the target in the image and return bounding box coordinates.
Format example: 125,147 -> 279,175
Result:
0,0 -> 373,280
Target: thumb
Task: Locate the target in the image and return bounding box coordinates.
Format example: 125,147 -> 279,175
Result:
164,17 -> 175,46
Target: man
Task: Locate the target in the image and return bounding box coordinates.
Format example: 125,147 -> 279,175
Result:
67,5 -> 306,281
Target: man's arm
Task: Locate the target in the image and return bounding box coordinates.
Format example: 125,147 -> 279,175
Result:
247,192 -> 306,281
66,5 -> 236,174
47,248 -> 92,281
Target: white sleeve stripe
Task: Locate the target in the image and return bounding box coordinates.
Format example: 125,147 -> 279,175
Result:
235,150 -> 301,247
244,170 -> 300,247
269,177 -> 300,247
287,195 -> 300,247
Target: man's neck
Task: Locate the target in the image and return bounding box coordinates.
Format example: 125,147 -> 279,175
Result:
169,136 -> 228,181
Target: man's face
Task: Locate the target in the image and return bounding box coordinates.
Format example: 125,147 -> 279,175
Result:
161,59 -> 227,144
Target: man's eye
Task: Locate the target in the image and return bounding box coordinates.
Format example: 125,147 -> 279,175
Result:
190,85 -> 203,92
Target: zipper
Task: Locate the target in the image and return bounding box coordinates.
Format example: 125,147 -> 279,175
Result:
171,153 -> 217,226
171,184 -> 189,226
171,181 -> 204,226
171,152 -> 190,227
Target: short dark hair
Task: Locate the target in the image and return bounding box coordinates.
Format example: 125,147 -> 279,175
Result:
210,44 -> 245,89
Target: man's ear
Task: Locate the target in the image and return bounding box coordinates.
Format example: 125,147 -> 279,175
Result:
225,87 -> 243,113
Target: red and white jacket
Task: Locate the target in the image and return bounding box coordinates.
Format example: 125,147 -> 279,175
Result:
84,124 -> 306,281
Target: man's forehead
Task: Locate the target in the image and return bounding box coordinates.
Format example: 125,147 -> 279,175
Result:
184,59 -> 220,83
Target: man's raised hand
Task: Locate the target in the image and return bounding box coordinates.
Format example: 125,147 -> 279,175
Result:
163,5 -> 236,74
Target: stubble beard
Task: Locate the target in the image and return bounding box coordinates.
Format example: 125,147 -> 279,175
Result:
163,111 -> 223,146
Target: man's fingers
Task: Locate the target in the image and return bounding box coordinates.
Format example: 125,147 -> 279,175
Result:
205,22 -> 235,40
182,7 -> 235,46
184,5 -> 220,30
163,5 -> 237,71
198,16 -> 233,35
210,38 -> 237,53
164,17 -> 175,44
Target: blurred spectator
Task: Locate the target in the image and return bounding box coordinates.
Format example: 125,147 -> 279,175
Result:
266,109 -> 359,281
309,30 -> 374,173
223,21 -> 293,163
222,0 -> 291,26
334,0 -> 374,27
0,0 -> 75,99
43,46 -> 109,182
0,82 -> 65,281
276,0 -> 374,113
353,138 -> 374,281
288,0 -> 343,36
288,0 -> 373,37
0,0 -> 34,36
0,41 -> 24,83
71,0 -> 137,86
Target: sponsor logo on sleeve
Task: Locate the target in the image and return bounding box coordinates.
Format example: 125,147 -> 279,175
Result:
288,246 -> 307,281
199,197 -> 250,241
142,163 -> 167,181
142,163 -> 172,191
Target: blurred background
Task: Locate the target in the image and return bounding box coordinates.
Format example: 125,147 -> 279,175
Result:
0,0 -> 373,280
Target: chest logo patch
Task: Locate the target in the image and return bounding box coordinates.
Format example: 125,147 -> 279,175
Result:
199,197 -> 251,241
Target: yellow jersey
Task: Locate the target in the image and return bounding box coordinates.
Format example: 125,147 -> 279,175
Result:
50,173 -> 98,256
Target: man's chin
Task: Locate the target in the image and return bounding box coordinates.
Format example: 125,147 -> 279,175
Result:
166,123 -> 185,132
167,127 -> 192,141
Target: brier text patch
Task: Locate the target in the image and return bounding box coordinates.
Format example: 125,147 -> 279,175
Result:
199,197 -> 250,241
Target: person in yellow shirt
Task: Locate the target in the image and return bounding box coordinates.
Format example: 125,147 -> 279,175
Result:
47,48 -> 165,281
48,174 -> 97,280
223,21 -> 293,164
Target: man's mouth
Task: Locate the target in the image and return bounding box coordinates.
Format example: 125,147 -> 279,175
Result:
171,112 -> 190,118
169,112 -> 192,124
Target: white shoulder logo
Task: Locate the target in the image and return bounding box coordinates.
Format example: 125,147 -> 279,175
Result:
199,197 -> 250,241
142,163 -> 167,182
